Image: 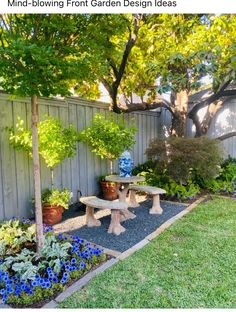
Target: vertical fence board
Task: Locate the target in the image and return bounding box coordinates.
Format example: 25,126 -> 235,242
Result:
12,101 -> 31,217
0,99 -> 18,219
38,104 -> 51,191
76,104 -> 88,197
68,103 -> 80,201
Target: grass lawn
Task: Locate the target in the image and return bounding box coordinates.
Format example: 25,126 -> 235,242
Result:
59,197 -> 236,308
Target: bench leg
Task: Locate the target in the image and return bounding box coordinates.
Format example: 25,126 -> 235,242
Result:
118,185 -> 136,221
86,206 -> 101,227
149,195 -> 163,215
108,209 -> 126,235
129,190 -> 140,208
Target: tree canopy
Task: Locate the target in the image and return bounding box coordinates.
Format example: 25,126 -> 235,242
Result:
73,14 -> 236,136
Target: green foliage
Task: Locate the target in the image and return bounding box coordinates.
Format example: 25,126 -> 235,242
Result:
0,219 -> 36,256
39,236 -> 72,273
0,15 -> 92,98
41,188 -> 71,209
9,116 -> 80,168
146,136 -> 222,183
135,166 -> 200,201
79,113 -> 137,160
193,157 -> 236,194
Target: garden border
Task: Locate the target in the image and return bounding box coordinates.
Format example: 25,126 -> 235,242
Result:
0,196 -> 206,309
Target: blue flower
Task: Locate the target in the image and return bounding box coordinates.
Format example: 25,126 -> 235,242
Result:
57,233 -> 63,240
60,278 -> 66,284
45,282 -> 51,288
65,265 -> 70,270
0,289 -> 5,295
31,280 -> 39,287
53,277 -> 59,283
47,267 -> 52,273
63,272 -> 69,279
71,258 -> 77,264
79,261 -> 86,269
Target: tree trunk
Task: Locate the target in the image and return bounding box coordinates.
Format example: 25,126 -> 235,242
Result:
31,95 -> 44,253
171,90 -> 189,137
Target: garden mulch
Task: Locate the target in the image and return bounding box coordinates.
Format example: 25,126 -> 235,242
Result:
58,198 -> 187,253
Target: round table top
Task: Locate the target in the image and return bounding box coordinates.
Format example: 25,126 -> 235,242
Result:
105,175 -> 145,183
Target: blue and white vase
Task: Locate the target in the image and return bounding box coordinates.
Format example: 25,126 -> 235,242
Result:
119,151 -> 134,177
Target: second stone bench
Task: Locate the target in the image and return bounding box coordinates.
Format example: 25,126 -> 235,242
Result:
128,185 -> 166,214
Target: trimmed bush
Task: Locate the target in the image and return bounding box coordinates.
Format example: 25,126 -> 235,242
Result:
146,136 -> 223,183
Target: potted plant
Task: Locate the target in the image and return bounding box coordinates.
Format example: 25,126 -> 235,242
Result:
41,188 -> 71,225
79,113 -> 137,200
9,116 -> 80,223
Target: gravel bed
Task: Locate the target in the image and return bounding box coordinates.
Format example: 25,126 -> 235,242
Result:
66,199 -> 187,252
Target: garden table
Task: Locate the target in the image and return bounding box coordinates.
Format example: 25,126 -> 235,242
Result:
105,175 -> 145,221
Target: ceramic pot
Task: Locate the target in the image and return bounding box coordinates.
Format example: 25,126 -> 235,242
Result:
42,203 -> 64,225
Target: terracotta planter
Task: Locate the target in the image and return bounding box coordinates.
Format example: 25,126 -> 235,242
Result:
42,203 -> 64,225
100,181 -> 119,201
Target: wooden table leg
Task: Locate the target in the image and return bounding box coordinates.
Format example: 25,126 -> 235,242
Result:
86,206 -> 101,227
108,209 -> 126,235
129,189 -> 140,208
149,195 -> 163,214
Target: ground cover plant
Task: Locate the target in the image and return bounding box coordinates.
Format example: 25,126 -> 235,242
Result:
0,218 -> 106,307
59,197 -> 236,308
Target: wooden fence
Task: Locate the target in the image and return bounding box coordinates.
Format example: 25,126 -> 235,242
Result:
0,93 -> 162,220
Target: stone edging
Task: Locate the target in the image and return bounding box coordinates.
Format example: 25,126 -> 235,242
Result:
1,196 -> 206,309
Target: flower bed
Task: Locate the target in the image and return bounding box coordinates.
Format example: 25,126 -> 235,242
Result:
0,218 -> 106,308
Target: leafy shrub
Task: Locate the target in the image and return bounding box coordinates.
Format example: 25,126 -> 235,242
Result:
133,163 -> 200,201
79,113 -> 137,160
193,156 -> 236,194
0,218 -> 52,257
41,188 -> 71,209
0,219 -> 106,306
9,117 -> 80,169
146,136 -> 223,183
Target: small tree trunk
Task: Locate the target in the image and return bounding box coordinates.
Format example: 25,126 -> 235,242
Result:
31,95 -> 44,253
50,168 -> 54,190
108,159 -> 113,174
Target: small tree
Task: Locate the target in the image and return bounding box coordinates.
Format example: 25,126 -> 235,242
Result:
0,14 -> 90,252
9,117 -> 80,188
79,113 -> 137,173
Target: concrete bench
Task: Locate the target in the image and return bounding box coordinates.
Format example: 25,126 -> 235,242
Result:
128,185 -> 166,214
80,196 -> 128,235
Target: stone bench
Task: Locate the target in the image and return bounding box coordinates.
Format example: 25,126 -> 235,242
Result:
128,185 -> 166,214
80,196 -> 128,235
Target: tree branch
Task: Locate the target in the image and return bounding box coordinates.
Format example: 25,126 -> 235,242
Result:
188,80 -> 232,118
217,132 -> 236,141
114,14 -> 141,90
124,98 -> 174,115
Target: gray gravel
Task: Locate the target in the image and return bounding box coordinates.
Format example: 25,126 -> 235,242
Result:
67,199 -> 187,252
